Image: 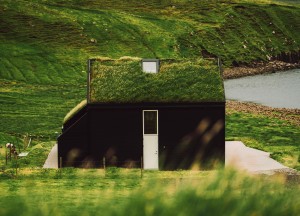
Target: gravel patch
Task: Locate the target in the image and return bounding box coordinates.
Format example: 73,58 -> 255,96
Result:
43,144 -> 58,168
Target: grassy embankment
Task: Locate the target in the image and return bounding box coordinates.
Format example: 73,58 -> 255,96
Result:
0,1 -> 299,167
0,168 -> 299,216
226,105 -> 300,170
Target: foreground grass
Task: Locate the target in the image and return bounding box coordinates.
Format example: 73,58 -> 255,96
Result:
0,168 -> 299,216
226,108 -> 300,170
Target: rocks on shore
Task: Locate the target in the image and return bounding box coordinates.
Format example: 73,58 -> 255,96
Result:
223,60 -> 300,79
226,100 -> 300,126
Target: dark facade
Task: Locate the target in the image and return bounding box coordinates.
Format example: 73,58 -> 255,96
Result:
58,102 -> 225,170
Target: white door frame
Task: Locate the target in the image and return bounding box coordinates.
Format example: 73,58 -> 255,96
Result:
143,110 -> 159,170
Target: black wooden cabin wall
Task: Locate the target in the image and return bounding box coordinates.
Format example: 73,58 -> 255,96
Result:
58,103 -> 225,170
88,108 -> 143,167
58,113 -> 89,167
159,106 -> 225,170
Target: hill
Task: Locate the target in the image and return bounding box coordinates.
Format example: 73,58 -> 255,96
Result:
0,0 -> 299,84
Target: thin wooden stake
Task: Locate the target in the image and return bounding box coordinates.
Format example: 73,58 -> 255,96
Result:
9,146 -> 11,161
103,157 -> 106,170
5,146 -> 7,165
60,157 -> 62,168
141,156 -> 143,178
59,157 -> 62,177
103,157 -> 106,177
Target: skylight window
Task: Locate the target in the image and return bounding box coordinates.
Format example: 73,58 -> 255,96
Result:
142,59 -> 159,73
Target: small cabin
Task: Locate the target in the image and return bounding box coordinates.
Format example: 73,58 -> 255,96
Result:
58,57 -> 225,170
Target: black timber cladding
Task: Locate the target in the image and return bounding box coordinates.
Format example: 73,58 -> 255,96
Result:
58,102 -> 225,169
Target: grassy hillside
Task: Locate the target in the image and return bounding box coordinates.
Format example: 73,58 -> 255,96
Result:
0,0 -> 300,84
0,80 -> 84,137
0,0 -> 299,168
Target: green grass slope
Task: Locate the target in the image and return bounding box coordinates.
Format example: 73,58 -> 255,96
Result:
0,0 -> 300,84
0,80 -> 84,137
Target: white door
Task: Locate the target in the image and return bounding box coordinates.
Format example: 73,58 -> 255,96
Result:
143,110 -> 159,170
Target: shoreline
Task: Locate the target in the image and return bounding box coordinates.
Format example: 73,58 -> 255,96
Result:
223,60 -> 300,80
224,60 -> 300,123
226,100 -> 300,127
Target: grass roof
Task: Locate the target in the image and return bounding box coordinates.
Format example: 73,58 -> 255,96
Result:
63,99 -> 87,124
90,58 -> 224,103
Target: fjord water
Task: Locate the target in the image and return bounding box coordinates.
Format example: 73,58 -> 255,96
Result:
224,69 -> 300,109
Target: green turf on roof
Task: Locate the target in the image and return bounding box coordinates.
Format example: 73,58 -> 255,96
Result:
63,99 -> 87,124
90,58 -> 224,103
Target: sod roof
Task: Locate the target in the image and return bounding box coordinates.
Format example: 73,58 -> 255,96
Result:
64,99 -> 87,124
89,58 -> 224,103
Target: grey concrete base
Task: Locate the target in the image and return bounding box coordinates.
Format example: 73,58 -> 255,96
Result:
225,141 -> 297,175
43,144 -> 58,168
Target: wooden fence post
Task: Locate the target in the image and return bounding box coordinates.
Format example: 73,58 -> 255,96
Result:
5,146 -> 7,165
103,157 -> 106,177
59,157 -> 62,177
9,146 -> 11,161
103,157 -> 106,170
60,157 -> 62,168
141,156 -> 143,178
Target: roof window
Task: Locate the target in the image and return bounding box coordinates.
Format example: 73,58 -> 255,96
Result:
142,59 -> 159,73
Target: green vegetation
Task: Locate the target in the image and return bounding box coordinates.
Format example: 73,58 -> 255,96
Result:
0,1 -> 299,214
0,0 -> 298,168
0,79 -> 84,167
0,168 -> 299,216
0,131 -> 56,168
0,0 -> 299,144
63,99 -> 87,124
226,110 -> 300,170
0,80 -> 85,137
90,58 -> 224,103
0,0 -> 300,85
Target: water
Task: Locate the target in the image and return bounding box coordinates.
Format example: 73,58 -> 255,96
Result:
224,69 -> 300,109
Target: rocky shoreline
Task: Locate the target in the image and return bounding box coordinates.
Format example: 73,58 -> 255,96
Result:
224,60 -> 300,123
226,100 -> 300,126
223,60 -> 300,80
